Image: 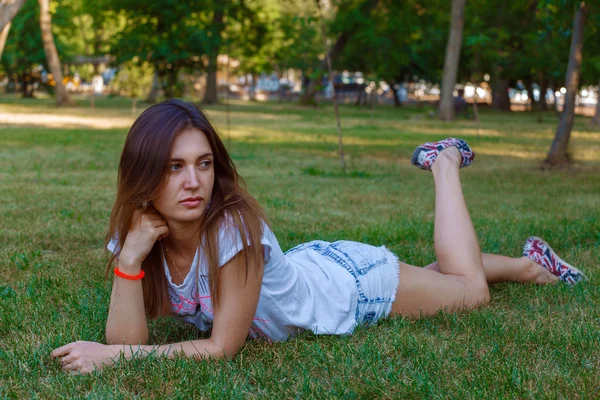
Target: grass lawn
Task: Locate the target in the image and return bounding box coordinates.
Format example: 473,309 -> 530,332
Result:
1,95 -> 599,398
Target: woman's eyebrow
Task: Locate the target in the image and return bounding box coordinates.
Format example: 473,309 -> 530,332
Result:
170,152 -> 213,161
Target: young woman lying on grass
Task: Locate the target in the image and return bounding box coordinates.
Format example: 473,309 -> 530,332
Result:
51,100 -> 586,373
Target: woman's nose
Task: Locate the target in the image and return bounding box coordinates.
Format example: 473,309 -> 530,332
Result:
183,167 -> 200,189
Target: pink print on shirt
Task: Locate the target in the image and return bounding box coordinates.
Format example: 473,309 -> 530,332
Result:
168,278 -> 270,339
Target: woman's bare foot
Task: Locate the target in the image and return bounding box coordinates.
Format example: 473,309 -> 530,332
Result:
522,236 -> 586,286
519,257 -> 560,284
431,146 -> 462,173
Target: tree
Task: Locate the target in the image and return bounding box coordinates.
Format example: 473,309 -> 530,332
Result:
226,0 -> 290,96
545,2 -> 588,166
439,0 -> 465,120
106,0 -> 207,99
339,0 -> 447,107
300,0 -> 380,105
0,0 -> 27,61
0,21 -> 10,61
592,77 -> 600,126
53,0 -> 123,76
0,0 -> 26,31
460,1 -> 573,113
112,59 -> 153,114
202,2 -> 225,104
38,0 -> 71,105
1,0 -> 47,97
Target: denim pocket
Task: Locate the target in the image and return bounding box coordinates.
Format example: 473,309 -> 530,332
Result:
329,241 -> 389,275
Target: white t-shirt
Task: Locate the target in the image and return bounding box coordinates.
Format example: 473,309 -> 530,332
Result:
108,218 -> 359,342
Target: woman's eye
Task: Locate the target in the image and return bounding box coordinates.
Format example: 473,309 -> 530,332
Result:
170,164 -> 182,171
199,160 -> 212,169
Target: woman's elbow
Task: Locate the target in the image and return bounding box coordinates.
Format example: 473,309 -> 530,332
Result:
219,342 -> 242,360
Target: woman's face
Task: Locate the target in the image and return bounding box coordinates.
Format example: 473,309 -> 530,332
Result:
152,127 -> 215,226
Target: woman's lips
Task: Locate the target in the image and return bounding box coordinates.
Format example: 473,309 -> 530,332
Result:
180,197 -> 203,208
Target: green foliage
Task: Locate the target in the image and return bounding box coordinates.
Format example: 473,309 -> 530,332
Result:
103,0 -> 212,97
1,0 -> 47,73
1,0 -> 598,102
339,0 -> 448,84
52,0 -> 125,60
461,0 -> 600,88
111,59 -> 153,99
227,0 -> 321,75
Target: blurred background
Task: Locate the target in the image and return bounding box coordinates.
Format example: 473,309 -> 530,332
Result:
0,0 -> 598,118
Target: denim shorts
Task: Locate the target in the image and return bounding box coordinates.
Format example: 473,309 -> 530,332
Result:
286,240 -> 400,328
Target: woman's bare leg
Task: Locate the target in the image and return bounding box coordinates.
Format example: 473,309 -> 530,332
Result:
424,254 -> 559,285
391,147 -> 489,318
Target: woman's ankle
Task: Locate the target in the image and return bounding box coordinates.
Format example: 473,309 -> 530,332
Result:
518,257 -> 539,283
518,256 -> 559,284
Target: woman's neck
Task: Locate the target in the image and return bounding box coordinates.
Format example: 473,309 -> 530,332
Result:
164,219 -> 202,256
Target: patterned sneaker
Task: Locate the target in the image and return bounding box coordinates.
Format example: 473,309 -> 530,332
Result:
411,138 -> 475,171
523,236 -> 586,286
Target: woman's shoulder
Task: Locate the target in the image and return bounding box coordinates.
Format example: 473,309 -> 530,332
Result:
217,210 -> 271,241
213,211 -> 277,267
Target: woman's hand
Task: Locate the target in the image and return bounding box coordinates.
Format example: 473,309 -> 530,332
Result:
51,341 -> 117,374
119,208 -> 169,268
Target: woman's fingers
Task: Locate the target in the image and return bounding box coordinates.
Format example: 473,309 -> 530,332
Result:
152,219 -> 167,228
141,213 -> 167,227
60,355 -> 75,365
62,361 -> 81,372
51,345 -> 79,372
156,225 -> 169,240
51,343 -> 72,358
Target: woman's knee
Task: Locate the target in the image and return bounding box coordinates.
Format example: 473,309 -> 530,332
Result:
464,277 -> 490,308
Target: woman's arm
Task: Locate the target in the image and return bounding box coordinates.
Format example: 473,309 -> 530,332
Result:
105,257 -> 149,345
52,249 -> 264,373
105,209 -> 169,345
114,247 -> 264,358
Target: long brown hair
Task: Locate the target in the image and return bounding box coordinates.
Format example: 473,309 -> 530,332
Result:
106,99 -> 267,318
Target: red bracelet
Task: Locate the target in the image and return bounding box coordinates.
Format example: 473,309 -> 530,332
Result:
114,267 -> 145,280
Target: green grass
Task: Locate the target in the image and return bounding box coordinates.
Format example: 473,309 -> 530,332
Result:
1,94 -> 599,398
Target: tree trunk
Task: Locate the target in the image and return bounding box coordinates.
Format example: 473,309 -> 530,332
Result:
492,78 -> 511,111
158,67 -> 177,99
355,84 -> 364,106
168,68 -> 180,98
591,78 -> 600,126
545,2 -> 587,166
38,0 -> 71,106
203,53 -> 219,104
300,0 -> 380,105
20,71 -> 26,97
538,73 -> 548,111
391,81 -> 401,107
0,0 -> 26,31
526,80 -> 536,111
6,68 -> 16,92
145,70 -> 160,103
300,31 -> 351,105
438,0 -> 466,121
202,6 -> 225,105
0,21 -> 10,61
